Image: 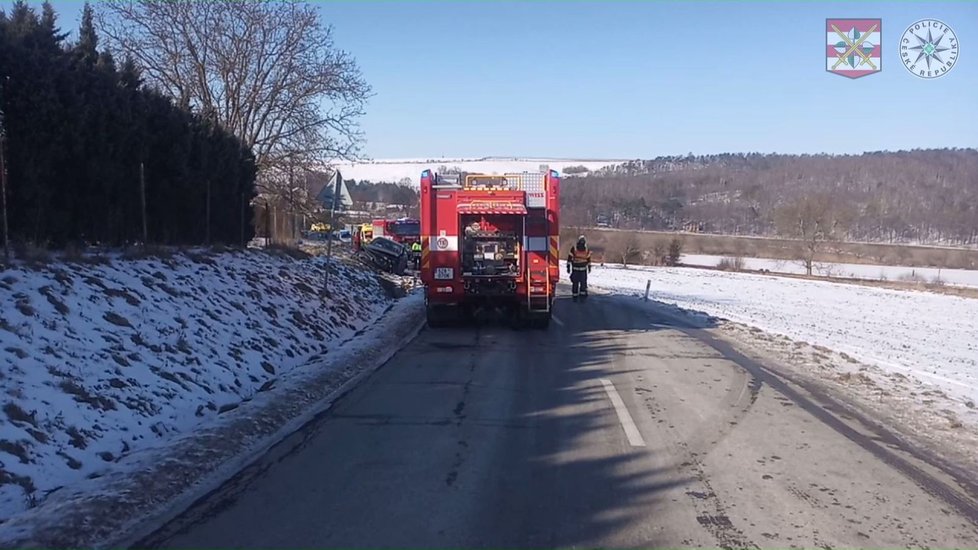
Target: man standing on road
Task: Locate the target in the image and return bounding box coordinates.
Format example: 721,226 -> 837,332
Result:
567,235 -> 592,301
411,241 -> 422,270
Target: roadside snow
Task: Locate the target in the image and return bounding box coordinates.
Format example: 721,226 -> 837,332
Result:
682,254 -> 978,288
0,250 -> 399,522
585,264 -> 978,406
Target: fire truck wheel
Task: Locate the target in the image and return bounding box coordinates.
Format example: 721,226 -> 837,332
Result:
425,305 -> 447,328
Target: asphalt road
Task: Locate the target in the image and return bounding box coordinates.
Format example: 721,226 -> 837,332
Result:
141,287 -> 978,549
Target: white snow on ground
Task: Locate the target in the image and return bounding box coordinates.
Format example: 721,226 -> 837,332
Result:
333,156 -> 625,184
0,250 -> 397,522
682,254 -> 978,288
583,264 -> 978,406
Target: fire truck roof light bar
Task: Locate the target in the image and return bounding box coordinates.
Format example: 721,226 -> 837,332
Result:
463,173 -> 543,191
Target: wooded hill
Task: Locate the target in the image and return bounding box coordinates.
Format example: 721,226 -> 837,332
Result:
561,149 -> 978,246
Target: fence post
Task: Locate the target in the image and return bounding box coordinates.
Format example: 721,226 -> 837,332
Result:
140,161 -> 148,244
0,77 -> 9,261
644,280 -> 651,301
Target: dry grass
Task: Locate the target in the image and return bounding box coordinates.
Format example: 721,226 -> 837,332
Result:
102,288 -> 141,306
184,250 -> 218,265
717,256 -> 746,271
14,299 -> 35,317
121,244 -> 175,261
40,286 -> 70,315
265,243 -> 312,260
0,440 -> 31,464
103,312 -> 133,328
12,242 -> 51,265
59,381 -> 117,411
578,228 -> 978,270
4,402 -> 37,427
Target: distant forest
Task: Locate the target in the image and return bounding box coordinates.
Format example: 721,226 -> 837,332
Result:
561,149 -> 978,246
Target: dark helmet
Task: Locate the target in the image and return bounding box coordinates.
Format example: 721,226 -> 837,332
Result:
576,235 -> 587,249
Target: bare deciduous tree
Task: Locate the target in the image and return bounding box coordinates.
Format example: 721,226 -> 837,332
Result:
650,239 -> 668,266
667,237 -> 683,266
98,0 -> 370,177
609,232 -> 642,268
775,194 -> 851,275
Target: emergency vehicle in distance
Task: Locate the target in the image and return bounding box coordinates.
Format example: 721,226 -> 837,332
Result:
353,218 -> 421,261
418,167 -> 560,329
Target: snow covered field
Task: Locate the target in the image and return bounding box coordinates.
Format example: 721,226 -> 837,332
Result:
0,250 -> 399,522
682,254 -> 978,288
333,156 -> 624,183
585,264 -> 978,406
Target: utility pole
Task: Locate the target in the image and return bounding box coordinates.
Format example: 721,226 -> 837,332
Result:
322,169 -> 342,296
0,77 -> 9,261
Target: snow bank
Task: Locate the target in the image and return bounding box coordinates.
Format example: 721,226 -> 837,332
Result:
586,264 -> 978,405
333,156 -> 625,184
682,254 -> 978,288
0,250 -> 400,522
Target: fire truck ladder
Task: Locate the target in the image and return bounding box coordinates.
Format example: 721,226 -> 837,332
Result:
523,218 -> 552,315
527,265 -> 551,314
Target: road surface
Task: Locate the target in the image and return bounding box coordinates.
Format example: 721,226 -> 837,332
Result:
140,288 -> 978,548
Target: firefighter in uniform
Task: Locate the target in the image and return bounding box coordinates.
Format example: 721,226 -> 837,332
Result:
411,241 -> 422,270
567,236 -> 592,301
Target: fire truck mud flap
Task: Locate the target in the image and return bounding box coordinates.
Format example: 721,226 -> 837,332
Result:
425,304 -> 458,328
425,302 -> 550,330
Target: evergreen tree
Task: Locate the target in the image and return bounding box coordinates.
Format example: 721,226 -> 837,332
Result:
39,1 -> 67,42
76,2 -> 97,65
0,1 -> 256,248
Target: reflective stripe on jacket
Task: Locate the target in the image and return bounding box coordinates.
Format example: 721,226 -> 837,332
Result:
568,247 -> 591,271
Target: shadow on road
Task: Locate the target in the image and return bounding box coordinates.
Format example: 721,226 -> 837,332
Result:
137,288 -> 713,549
455,291 -> 705,548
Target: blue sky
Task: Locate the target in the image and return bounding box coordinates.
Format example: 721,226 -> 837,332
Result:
20,1 -> 978,158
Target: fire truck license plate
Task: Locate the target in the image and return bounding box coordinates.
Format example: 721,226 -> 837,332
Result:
434,267 -> 454,280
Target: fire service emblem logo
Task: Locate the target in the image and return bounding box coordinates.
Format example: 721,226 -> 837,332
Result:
901,19 -> 958,78
826,19 -> 882,79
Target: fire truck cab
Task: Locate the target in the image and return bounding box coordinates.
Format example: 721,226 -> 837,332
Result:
419,167 -> 560,329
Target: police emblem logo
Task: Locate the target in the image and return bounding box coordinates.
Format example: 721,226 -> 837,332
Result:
901,19 -> 958,78
826,19 -> 882,79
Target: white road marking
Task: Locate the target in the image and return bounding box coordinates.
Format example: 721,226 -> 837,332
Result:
551,315 -> 565,327
599,378 -> 646,447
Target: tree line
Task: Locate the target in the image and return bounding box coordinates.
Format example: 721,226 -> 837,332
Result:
562,149 -> 978,246
0,1 -> 256,250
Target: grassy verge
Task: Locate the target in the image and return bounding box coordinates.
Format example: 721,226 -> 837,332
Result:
566,228 -> 978,270
684,262 -> 978,299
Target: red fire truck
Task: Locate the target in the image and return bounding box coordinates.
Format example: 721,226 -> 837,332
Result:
371,218 -> 421,246
419,168 -> 560,328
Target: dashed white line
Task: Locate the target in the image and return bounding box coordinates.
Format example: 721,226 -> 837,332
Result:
599,378 -> 646,447
551,315 -> 565,327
